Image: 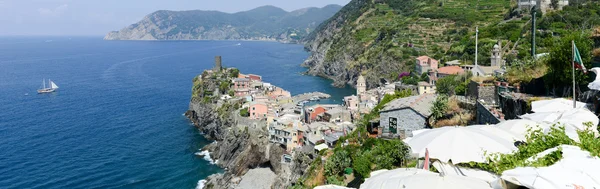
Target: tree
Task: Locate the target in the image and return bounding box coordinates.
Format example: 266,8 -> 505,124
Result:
229,68 -> 240,78
325,150 -> 352,176
402,76 -> 418,85
240,108 -> 249,117
545,32 -> 593,88
420,72 -> 429,82
436,75 -> 459,95
430,95 -> 449,122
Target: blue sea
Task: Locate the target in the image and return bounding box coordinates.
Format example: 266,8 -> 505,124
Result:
0,37 -> 353,189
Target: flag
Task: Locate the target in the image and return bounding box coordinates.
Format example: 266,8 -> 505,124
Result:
573,42 -> 587,73
423,148 -> 430,170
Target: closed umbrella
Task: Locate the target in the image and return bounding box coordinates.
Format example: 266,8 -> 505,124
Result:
360,168 -> 492,189
531,98 -> 585,113
407,126 -> 517,163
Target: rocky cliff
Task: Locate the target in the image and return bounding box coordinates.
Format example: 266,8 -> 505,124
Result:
185,70 -> 314,188
105,5 -> 342,43
302,0 -> 512,88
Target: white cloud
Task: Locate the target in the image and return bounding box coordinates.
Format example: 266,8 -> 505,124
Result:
38,4 -> 69,16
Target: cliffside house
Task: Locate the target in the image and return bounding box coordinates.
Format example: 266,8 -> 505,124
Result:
249,102 -> 268,120
286,121 -> 306,152
379,93 -> 437,139
304,105 -> 327,123
247,74 -> 262,82
417,82 -> 436,95
233,78 -> 250,96
269,122 -> 293,146
415,56 -> 439,76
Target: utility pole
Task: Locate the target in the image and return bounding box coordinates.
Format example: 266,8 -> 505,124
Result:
475,26 -> 479,66
531,6 -> 537,59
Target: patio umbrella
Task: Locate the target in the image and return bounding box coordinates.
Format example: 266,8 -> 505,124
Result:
496,119 -> 549,139
470,125 -> 525,142
406,126 -> 517,163
520,112 -> 563,123
360,168 -> 492,189
501,155 -> 600,189
314,185 -> 353,189
555,108 -> 599,131
531,98 -> 585,113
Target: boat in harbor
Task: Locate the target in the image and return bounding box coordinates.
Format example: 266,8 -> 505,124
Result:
37,79 -> 59,94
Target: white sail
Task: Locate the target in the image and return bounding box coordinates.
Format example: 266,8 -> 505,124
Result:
50,80 -> 59,89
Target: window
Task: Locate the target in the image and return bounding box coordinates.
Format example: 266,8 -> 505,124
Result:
293,133 -> 296,136
252,107 -> 255,110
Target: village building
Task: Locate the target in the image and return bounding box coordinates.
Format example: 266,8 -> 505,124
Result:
417,82 -> 436,94
437,66 -> 465,79
304,105 -> 327,123
379,93 -> 437,138
415,56 -> 439,76
247,74 -> 262,82
249,102 -> 268,120
323,107 -> 352,123
286,121 -> 305,152
343,95 -> 359,110
268,87 -> 291,98
357,75 -> 367,95
233,78 -> 251,96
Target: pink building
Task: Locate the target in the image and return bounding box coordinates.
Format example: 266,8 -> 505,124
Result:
249,102 -> 268,120
415,56 -> 439,75
269,87 -> 291,98
247,74 -> 262,82
233,78 -> 250,97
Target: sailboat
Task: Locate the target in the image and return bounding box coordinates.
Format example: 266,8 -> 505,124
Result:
38,79 -> 59,94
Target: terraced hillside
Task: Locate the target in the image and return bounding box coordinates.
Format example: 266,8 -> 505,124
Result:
302,0 -> 516,87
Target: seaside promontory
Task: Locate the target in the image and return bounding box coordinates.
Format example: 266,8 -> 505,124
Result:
104,5 -> 341,43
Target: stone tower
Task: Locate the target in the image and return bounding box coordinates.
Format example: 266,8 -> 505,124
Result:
357,75 -> 366,95
214,56 -> 222,72
490,41 -> 503,67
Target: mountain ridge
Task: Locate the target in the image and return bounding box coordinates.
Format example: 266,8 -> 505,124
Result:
104,5 -> 343,42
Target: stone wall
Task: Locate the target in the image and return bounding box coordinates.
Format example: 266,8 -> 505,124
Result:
467,81 -> 497,105
476,101 -> 501,124
379,108 -> 426,138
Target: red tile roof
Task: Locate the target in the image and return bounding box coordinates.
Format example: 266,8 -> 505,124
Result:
438,66 -> 465,75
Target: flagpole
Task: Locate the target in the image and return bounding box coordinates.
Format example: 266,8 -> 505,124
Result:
572,40 -> 576,108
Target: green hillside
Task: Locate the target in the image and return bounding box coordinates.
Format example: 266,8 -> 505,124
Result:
303,0 -> 600,88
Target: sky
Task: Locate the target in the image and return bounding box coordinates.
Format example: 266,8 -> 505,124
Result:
0,0 -> 351,36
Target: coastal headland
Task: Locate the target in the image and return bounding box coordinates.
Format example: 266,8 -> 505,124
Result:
185,57 -> 351,188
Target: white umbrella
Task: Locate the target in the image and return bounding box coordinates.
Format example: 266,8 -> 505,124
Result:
314,185 -> 353,189
531,98 -> 585,113
520,112 -> 563,123
360,168 -> 492,189
471,125 -> 525,142
496,119 -> 549,138
407,126 -> 517,163
525,145 -> 592,163
555,108 -> 599,131
588,67 -> 600,90
502,167 -> 599,189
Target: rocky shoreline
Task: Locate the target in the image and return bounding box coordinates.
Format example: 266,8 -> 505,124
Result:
185,76 -> 314,189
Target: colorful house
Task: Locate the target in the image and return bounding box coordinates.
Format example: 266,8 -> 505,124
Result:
415,56 -> 439,75
247,74 -> 262,82
305,105 -> 327,123
437,66 -> 465,79
249,102 -> 268,120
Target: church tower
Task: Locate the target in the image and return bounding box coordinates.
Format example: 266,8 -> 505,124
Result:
357,75 -> 366,95
490,41 -> 503,67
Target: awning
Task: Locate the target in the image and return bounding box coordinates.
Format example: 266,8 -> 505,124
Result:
314,143 -> 329,152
